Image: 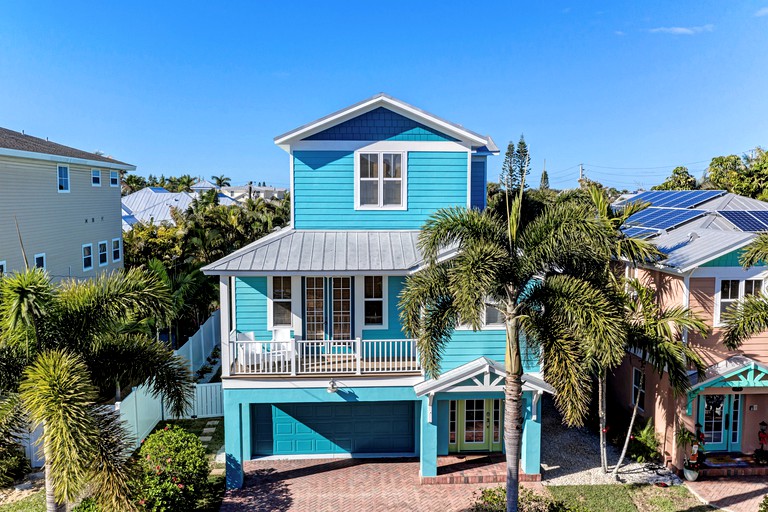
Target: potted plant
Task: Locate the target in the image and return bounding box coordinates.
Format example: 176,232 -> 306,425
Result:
676,423 -> 704,481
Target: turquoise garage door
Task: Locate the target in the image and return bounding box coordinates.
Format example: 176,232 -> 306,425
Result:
251,401 -> 415,456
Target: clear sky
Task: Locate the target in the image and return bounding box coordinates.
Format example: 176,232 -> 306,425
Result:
1,1 -> 767,191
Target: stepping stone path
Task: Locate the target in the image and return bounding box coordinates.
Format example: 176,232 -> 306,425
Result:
199,419 -> 220,451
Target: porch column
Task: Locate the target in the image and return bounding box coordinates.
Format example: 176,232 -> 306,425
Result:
520,391 -> 542,475
224,394 -> 246,489
419,395 -> 438,477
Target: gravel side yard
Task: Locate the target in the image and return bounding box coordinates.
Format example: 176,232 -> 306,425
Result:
539,395 -> 683,486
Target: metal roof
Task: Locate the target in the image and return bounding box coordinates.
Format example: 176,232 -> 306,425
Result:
202,229 -> 424,275
690,355 -> 768,389
652,224 -> 755,271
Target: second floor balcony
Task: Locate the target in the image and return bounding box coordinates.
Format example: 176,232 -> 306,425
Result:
229,332 -> 421,376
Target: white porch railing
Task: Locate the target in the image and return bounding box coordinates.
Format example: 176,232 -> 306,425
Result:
229,335 -> 421,376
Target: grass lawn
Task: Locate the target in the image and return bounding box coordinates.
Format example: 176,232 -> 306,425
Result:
0,491 -> 44,512
548,484 -> 715,512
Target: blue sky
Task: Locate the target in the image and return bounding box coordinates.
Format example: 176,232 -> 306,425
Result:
1,1 -> 767,191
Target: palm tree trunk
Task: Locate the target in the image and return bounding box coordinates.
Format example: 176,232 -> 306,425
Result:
44,443 -> 64,512
598,370 -> 608,472
504,315 -> 523,512
612,363 -> 645,478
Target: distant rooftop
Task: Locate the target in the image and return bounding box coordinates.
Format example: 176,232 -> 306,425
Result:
0,126 -> 133,168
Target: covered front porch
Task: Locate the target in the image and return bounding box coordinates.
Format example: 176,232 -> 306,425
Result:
686,356 -> 768,474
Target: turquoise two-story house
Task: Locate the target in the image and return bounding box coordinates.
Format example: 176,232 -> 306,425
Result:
202,94 -> 551,489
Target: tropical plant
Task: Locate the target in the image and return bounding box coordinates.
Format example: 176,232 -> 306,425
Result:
722,232 -> 768,348
706,147 -> 768,199
211,174 -> 231,188
627,418 -> 661,463
400,187 -> 624,512
651,166 -> 699,191
675,423 -> 703,471
176,174 -> 196,193
611,279 -> 708,478
0,268 -> 193,511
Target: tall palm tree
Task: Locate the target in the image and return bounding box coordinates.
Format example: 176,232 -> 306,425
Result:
0,268 -> 192,511
176,174 -> 196,193
211,174 -> 231,188
400,191 -> 624,512
587,186 -> 663,472
611,278 -> 708,478
722,233 -> 768,347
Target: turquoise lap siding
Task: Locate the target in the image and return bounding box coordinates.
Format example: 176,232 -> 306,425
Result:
701,248 -> 765,267
293,151 -> 469,230
470,159 -> 487,210
303,107 -> 456,142
441,330 -> 540,373
251,401 -> 416,456
234,277 -> 271,340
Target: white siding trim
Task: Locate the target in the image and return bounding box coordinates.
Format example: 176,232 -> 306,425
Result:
97,240 -> 109,267
111,238 -> 122,263
82,244 -> 93,272
57,164 -> 70,193
221,375 -> 423,389
109,170 -> 120,187
354,276 -> 389,334
33,253 -> 46,270
91,169 -> 102,187
290,140 -> 469,152
267,276 -> 295,331
353,151 -> 407,211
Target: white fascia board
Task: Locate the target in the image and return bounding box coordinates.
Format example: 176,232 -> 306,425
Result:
275,96 -> 488,150
289,140 -> 471,152
0,147 -> 135,171
203,269 -> 413,277
222,375 -> 423,389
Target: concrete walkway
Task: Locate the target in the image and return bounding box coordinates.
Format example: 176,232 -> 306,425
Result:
686,476 -> 768,512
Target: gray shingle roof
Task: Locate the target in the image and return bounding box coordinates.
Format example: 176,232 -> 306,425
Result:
202,229 -> 424,274
0,126 -> 132,167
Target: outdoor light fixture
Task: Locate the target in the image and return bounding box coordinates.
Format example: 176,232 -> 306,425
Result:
326,379 -> 338,394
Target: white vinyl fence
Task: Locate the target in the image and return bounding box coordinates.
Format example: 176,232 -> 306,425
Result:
21,311 -> 224,461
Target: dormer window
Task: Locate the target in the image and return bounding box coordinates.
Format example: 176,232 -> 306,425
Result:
355,152 -> 406,209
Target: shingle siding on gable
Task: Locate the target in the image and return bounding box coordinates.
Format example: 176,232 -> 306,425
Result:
293,150 -> 469,230
303,107 -> 457,142
470,159 -> 486,210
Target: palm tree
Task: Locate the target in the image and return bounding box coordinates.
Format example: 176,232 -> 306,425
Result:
0,268 -> 192,511
400,190 -> 624,512
176,174 -> 196,193
587,186 -> 662,472
722,233 -> 768,347
211,174 -> 231,188
611,278 -> 708,478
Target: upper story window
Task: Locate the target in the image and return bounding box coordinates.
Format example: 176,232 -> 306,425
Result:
110,171 -> 120,187
82,244 -> 93,271
485,304 -> 505,327
355,152 -> 406,209
98,241 -> 108,267
57,165 -> 70,192
364,276 -> 384,325
91,169 -> 102,187
112,238 -> 122,262
272,276 -> 292,327
34,253 -> 46,270
716,278 -> 763,325
0,261 -> 6,276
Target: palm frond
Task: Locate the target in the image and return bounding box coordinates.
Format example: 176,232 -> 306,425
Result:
722,293 -> 768,349
0,392 -> 28,448
417,207 -> 506,263
739,232 -> 768,268
88,407 -> 137,511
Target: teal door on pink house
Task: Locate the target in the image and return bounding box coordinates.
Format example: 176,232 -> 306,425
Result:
698,394 -> 743,452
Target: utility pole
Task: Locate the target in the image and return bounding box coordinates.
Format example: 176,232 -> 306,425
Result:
579,163 -> 584,181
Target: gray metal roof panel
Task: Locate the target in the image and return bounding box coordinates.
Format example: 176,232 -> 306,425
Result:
653,228 -> 754,270
201,229 -> 425,274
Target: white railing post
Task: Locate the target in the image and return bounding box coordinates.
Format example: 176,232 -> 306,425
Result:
290,337 -> 297,376
355,337 -> 362,375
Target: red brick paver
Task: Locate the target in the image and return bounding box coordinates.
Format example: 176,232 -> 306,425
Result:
220,458 -> 528,512
686,476 -> 768,512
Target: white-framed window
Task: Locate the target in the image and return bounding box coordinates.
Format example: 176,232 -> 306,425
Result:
110,171 -> 119,187
485,304 -> 505,327
0,260 -> 6,276
632,367 -> 646,411
112,238 -> 122,262
364,276 -> 384,326
448,400 -> 457,446
57,165 -> 70,192
34,253 -> 46,270
98,241 -> 108,267
91,169 -> 101,187
82,244 -> 93,271
716,278 -> 763,326
354,152 -> 407,209
271,276 -> 292,327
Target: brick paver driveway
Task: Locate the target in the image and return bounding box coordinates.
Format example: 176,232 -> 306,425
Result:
220,458 -> 503,512
686,476 -> 768,512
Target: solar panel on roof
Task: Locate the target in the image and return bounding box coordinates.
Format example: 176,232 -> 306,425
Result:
719,211 -> 768,231
625,207 -> 705,230
621,227 -> 657,239
624,190 -> 725,209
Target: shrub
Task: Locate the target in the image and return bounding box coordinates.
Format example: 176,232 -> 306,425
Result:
72,498 -> 100,512
0,444 -> 31,486
195,364 -> 212,381
134,424 -> 210,511
471,486 -> 586,512
627,418 -> 661,463
759,494 -> 768,512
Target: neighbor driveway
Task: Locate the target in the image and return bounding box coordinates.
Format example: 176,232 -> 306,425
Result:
219,458 -> 502,512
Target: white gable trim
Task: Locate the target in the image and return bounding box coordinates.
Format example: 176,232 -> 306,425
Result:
274,95 -> 488,149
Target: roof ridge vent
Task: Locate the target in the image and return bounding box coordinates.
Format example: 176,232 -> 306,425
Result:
688,232 -> 700,242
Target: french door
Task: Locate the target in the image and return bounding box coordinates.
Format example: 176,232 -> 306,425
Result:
304,277 -> 352,341
449,399 -> 503,453
698,394 -> 742,452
